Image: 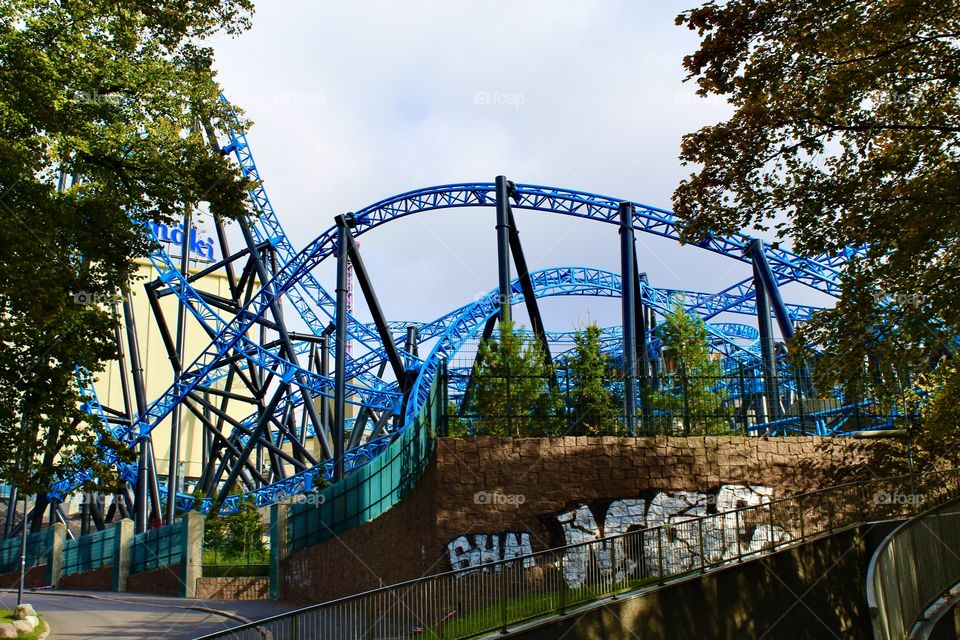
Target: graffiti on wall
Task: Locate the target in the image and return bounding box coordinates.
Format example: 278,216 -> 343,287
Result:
446,532 -> 535,576
447,485 -> 787,586
553,485 -> 783,587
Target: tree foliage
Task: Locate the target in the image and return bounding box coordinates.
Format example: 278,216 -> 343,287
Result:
0,1 -> 255,494
461,321 -> 563,437
651,303 -> 728,434
203,495 -> 267,563
567,323 -> 618,435
674,1 -> 960,442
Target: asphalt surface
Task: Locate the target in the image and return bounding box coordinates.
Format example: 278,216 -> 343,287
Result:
0,589 -> 296,639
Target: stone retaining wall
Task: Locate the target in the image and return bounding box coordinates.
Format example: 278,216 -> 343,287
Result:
282,435 -> 878,602
126,564 -> 181,596
195,576 -> 269,600
57,566 -> 113,591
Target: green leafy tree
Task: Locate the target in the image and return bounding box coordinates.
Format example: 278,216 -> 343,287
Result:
225,495 -> 267,562
0,1 -> 255,496
673,1 -> 960,447
651,303 -> 728,434
468,320 -> 563,437
567,323 -> 618,435
204,494 -> 266,564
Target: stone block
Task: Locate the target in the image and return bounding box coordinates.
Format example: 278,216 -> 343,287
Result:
12,619 -> 34,634
0,624 -> 15,639
13,604 -> 36,620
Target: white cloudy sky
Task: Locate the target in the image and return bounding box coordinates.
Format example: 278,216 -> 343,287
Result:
208,1 -> 831,335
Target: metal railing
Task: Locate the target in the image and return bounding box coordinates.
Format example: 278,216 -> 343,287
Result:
867,494 -> 960,639
448,368 -> 908,438
197,468 -> 960,640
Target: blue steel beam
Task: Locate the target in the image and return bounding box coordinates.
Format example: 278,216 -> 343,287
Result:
76,178 -> 847,513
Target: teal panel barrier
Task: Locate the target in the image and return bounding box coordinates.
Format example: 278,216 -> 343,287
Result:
286,371 -> 442,554
62,525 -> 119,576
130,520 -> 184,574
0,530 -> 51,574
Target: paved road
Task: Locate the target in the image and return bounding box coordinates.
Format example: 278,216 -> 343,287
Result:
0,589 -> 296,639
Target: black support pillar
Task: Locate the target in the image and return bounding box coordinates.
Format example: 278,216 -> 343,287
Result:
333,223 -> 349,483
751,260 -> 781,426
619,202 -> 638,436
495,176 -> 512,325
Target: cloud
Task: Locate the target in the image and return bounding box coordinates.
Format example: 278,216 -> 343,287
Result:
207,1 -> 827,334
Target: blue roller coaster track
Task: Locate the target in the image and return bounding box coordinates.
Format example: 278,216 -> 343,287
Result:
27,95 -> 892,540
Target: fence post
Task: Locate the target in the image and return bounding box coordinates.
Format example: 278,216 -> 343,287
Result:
698,518 -> 706,572
657,528 -> 664,584
798,495 -> 805,541
735,510 -> 743,561
179,512 -> 204,598
46,523 -> 66,588
827,493 -> 835,533
738,364 -> 747,434
558,552 -> 566,614
270,502 -> 289,600
768,501 -> 777,551
113,518 -> 133,592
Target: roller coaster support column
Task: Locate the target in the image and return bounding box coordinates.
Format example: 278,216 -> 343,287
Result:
750,256 -> 781,426
337,213 -> 413,394
405,325 -> 419,367
166,203 -> 191,525
334,214 -> 414,479
123,293 -> 160,533
620,202 -> 638,436
333,222 -> 349,483
648,306 -> 661,391
319,326 -> 334,434
495,176 -> 512,325
635,271 -> 652,427
745,239 -> 814,397
501,178 -> 557,384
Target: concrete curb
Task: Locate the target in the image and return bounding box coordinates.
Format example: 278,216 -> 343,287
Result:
0,588 -> 255,627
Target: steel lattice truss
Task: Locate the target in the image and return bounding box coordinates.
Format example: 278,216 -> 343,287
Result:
36,97 -> 866,535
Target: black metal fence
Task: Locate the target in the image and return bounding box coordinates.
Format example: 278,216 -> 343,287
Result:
446,367 -> 909,437
196,468 -> 960,640
202,513 -> 270,578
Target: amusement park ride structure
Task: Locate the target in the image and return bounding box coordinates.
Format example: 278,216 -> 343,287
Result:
4,97 -> 876,540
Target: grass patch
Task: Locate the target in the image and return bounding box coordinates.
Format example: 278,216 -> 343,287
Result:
0,608 -> 46,639
202,548 -> 269,565
414,576 -> 661,639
